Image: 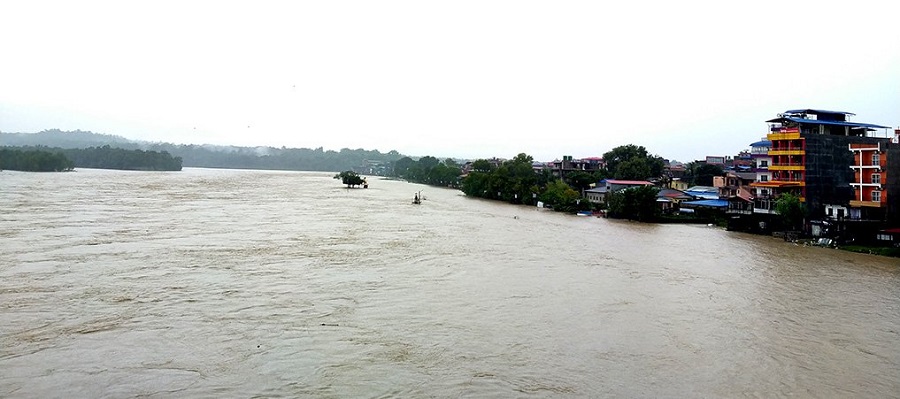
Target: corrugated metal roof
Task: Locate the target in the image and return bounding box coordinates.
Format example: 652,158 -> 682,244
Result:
681,199 -> 728,208
766,117 -> 889,129
749,140 -> 771,147
783,109 -> 855,116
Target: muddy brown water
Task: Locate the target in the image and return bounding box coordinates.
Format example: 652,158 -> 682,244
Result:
1,168 -> 898,397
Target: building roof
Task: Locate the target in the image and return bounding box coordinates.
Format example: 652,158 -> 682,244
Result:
735,172 -> 757,180
681,199 -> 729,208
783,109 -> 855,116
658,188 -> 693,199
685,186 -> 717,193
749,140 -> 771,147
765,116 -> 889,129
604,179 -> 653,186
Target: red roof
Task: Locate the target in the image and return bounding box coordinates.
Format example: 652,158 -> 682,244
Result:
881,228 -> 900,234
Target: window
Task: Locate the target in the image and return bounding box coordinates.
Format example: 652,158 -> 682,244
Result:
872,153 -> 880,166
760,175 -> 768,182
873,173 -> 881,184
759,160 -> 768,167
827,208 -> 833,216
873,190 -> 881,202
877,233 -> 892,241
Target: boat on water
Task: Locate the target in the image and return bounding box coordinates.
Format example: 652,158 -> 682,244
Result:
412,190 -> 423,205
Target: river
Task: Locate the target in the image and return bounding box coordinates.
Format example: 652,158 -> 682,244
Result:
1,168 -> 898,398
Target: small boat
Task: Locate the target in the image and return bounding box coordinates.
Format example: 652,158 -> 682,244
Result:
412,190 -> 422,204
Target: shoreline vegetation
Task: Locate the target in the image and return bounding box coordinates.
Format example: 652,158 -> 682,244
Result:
1,146 -> 182,171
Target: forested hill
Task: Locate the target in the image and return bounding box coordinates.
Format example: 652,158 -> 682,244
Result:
1,130 -> 404,173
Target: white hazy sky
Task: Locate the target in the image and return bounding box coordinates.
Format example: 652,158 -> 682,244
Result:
1,1 -> 898,162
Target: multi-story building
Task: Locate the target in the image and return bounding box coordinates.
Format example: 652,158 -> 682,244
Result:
750,109 -> 890,218
848,133 -> 899,225
548,155 -> 604,178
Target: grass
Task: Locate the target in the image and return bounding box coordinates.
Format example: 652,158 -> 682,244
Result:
838,245 -> 900,258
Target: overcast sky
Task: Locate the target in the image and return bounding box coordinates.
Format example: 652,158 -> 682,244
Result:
2,1 -> 898,162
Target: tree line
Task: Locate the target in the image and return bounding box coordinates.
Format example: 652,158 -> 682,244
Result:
391,156 -> 462,187
1,130 -> 404,172
458,153 -> 594,213
2,146 -> 182,171
0,148 -> 74,172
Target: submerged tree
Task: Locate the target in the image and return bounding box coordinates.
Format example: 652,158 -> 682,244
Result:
606,185 -> 660,222
538,179 -> 583,212
334,170 -> 365,188
775,192 -> 806,231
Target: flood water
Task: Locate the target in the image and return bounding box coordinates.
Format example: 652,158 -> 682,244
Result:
1,168 -> 898,398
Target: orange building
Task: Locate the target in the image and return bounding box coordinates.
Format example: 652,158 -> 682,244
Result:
849,142 -> 888,208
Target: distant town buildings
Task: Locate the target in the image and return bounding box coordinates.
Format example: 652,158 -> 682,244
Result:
457,108 -> 897,245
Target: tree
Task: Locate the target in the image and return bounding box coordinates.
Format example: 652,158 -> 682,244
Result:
683,162 -> 723,186
603,144 -> 664,180
775,192 -> 806,231
471,159 -> 493,173
539,179 -> 582,212
418,155 -> 440,170
614,158 -> 652,180
392,157 -> 416,177
334,170 -> 365,187
565,171 -> 597,193
606,185 -> 660,222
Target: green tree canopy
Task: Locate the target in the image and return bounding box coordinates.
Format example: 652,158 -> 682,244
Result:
775,192 -> 806,231
470,159 -> 493,173
0,148 -> 74,172
684,162 -> 724,186
606,185 -> 660,222
614,158 -> 652,180
539,179 -> 583,212
603,144 -> 664,180
334,170 -> 365,187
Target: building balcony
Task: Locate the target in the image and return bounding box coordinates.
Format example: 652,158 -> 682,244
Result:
770,179 -> 805,185
769,165 -> 805,171
769,149 -> 805,156
850,200 -> 883,208
768,132 -> 801,141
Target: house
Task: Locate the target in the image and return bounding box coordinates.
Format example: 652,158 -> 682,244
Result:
876,228 -> 900,246
656,188 -> 694,213
548,155 -> 605,179
585,179 -> 653,204
669,178 -> 689,191
714,171 -> 755,200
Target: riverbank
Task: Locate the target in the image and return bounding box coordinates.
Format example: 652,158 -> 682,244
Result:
838,245 -> 900,258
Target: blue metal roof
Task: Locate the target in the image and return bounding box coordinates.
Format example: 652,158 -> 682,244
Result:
783,109 -> 855,116
768,117 -> 889,129
681,199 -> 728,208
749,140 -> 771,147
